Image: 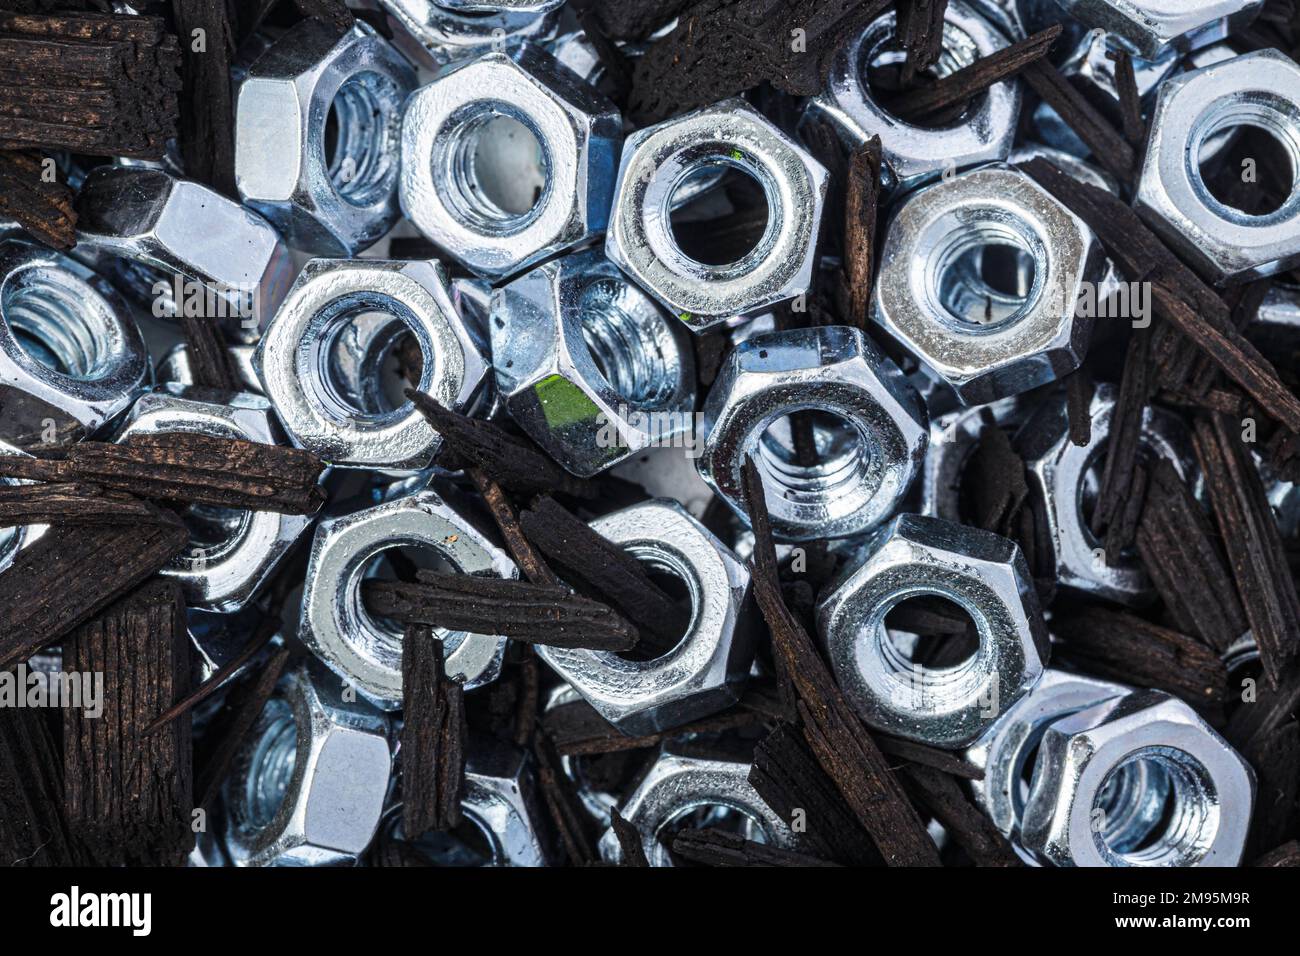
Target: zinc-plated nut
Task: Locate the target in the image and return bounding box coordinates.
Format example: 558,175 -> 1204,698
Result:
235,19 -> 415,255
115,386 -> 319,612
1019,690 -> 1255,866
254,257 -> 489,471
920,395 -> 1029,524
437,0 -> 561,11
490,249 -> 695,477
607,98 -> 828,331
815,514 -> 1050,748
542,683 -> 619,822
598,750 -> 798,866
698,325 -> 929,542
873,165 -> 1102,405
223,663 -> 391,866
1135,49 -> 1300,284
964,668 -> 1129,840
0,438 -> 46,574
537,499 -> 759,735
1015,383 -> 1196,605
73,165 -> 294,341
1009,144 -> 1121,196
400,46 -> 622,278
1051,0 -> 1263,59
157,342 -> 263,395
800,1 -> 1020,193
300,487 -> 515,709
369,0 -> 559,70
0,239 -> 150,433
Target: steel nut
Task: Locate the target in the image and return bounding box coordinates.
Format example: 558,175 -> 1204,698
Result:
157,342 -> 262,395
800,1 -> 1020,193
490,249 -> 695,477
607,98 -> 827,331
115,385 -> 319,612
73,166 -> 294,341
964,667 -> 1129,840
368,0 -> 558,70
537,499 -> 759,735
1051,0 -> 1262,59
1135,49 -> 1300,284
0,239 -> 150,434
815,514 -> 1050,748
400,46 -> 621,277
235,19 -> 415,255
873,166 -> 1102,405
223,662 -> 391,866
598,750 -> 798,866
920,395 -> 1029,524
1015,383 -> 1195,605
254,258 -> 489,471
1019,690 -> 1255,866
697,325 -> 928,542
458,741 -> 550,866
300,487 -> 515,708
0,438 -> 47,574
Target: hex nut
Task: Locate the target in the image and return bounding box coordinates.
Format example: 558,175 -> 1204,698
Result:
1019,690 -> 1255,866
73,165 -> 294,341
1015,383 -> 1196,605
490,249 -> 695,477
598,750 -> 798,866
816,514 -> 1050,748
964,668 -> 1128,840
0,239 -> 150,434
920,394 -> 1029,524
800,1 -> 1020,193
400,45 -> 621,278
115,385 -> 319,612
459,741 -> 550,866
697,325 -> 928,542
873,166 -> 1102,405
223,662 -> 392,866
1052,0 -> 1263,59
537,499 -> 759,735
1135,49 -> 1300,284
254,257 -> 489,471
0,437 -> 46,575
300,487 -> 515,709
369,0 -> 559,70
235,19 -> 415,255
607,98 -> 828,331
157,342 -> 262,395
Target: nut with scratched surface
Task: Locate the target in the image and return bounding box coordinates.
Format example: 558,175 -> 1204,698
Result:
490,249 -> 695,477
235,19 -> 415,255
537,499 -> 759,735
697,325 -> 928,542
815,514 -> 1050,748
1019,690 -> 1255,866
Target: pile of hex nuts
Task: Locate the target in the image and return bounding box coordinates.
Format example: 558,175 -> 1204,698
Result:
5,0 -> 1296,867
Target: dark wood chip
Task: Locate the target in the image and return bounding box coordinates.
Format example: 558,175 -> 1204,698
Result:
741,455 -> 939,865
363,573 -> 639,652
63,577 -> 192,865
1064,368 -> 1094,447
1111,47 -> 1145,147
405,388 -> 598,500
888,24 -> 1060,123
464,466 -> 560,586
0,706 -> 85,865
609,807 -> 650,866
1242,720 -> 1299,858
693,329 -> 729,389
171,0 -> 236,195
962,421 -> 1034,564
532,730 -> 599,866
178,314 -> 240,390
542,692 -> 771,757
1135,458 -> 1246,652
671,827 -> 841,866
0,480 -> 173,527
0,10 -> 182,158
574,5 -> 631,106
401,627 -> 465,836
582,0 -> 692,41
899,762 -> 1021,867
1053,604 -> 1228,713
895,0 -> 947,87
1091,325 -> 1152,554
875,734 -> 983,780
0,514 -> 188,671
843,135 -> 882,333
1253,840 -> 1300,866
0,431 -> 326,514
0,149 -> 75,247
1193,413 -> 1300,686
291,0 -> 353,31
520,495 -> 693,649
1020,59 -> 1136,185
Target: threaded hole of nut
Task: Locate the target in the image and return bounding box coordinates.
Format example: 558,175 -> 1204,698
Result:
436,104 -> 549,230
668,163 -> 771,267
1195,119 -> 1299,218
929,219 -> 1041,330
863,14 -> 983,129
308,294 -> 426,425
1093,746 -> 1219,866
177,502 -> 252,566
357,543 -> 462,656
578,277 -> 682,408
242,699 -> 297,832
614,548 -> 698,663
400,812 -> 499,866
654,802 -> 769,866
326,71 -> 403,208
1,263 -> 117,379
867,589 -> 989,705
757,409 -> 874,509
